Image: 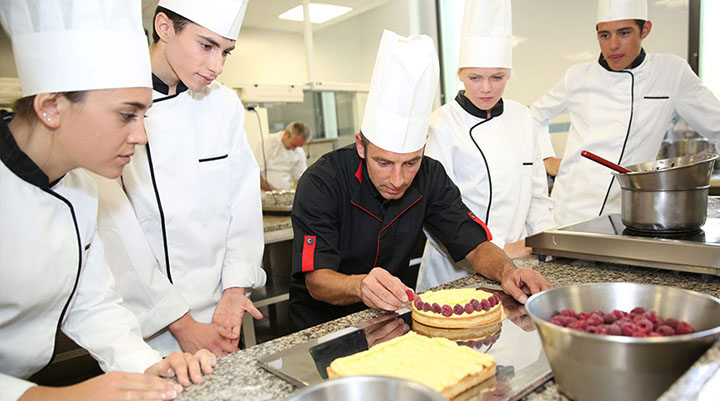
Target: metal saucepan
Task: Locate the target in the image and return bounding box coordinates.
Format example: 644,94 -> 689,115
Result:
282,376 -> 446,401
612,153 -> 718,232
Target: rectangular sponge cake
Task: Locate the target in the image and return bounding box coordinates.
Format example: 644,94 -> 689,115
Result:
327,331 -> 496,399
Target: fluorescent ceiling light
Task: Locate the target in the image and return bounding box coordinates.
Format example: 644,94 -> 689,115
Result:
278,3 -> 352,24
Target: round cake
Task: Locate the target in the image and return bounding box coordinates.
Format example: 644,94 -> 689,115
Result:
411,288 -> 503,328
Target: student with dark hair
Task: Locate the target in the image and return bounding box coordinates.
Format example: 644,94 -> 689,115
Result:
0,1 -> 214,400
532,0 -> 720,226
95,0 -> 267,357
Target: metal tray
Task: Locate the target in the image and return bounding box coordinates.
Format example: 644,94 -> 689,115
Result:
258,287 -> 552,401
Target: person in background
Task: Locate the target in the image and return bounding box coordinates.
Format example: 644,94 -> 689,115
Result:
531,0 -> 720,226
416,0 -> 555,292
0,1 -> 214,400
95,0 -> 267,357
288,30 -> 550,332
252,121 -> 310,191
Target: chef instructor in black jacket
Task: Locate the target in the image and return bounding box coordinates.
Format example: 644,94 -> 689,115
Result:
289,30 -> 551,331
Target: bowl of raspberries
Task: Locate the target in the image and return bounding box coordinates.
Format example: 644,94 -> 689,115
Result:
525,282 -> 720,401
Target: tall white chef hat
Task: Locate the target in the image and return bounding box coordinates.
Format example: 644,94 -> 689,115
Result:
361,30 -> 439,154
597,0 -> 648,24
0,0 -> 151,97
158,0 -> 248,40
458,0 -> 513,69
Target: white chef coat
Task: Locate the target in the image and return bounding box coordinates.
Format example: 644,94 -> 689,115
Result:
111,76 -> 267,355
531,51 -> 720,226
0,115 -> 161,401
252,131 -> 307,190
416,95 -> 555,292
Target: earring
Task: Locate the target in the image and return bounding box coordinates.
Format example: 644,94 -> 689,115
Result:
41,112 -> 51,122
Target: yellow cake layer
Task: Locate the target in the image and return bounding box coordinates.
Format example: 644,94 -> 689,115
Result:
327,331 -> 494,394
414,288 -> 500,320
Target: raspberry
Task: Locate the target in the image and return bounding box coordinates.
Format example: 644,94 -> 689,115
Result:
480,299 -> 490,311
635,318 -> 653,334
561,316 -> 577,326
471,299 -> 480,307
620,322 -> 636,336
603,314 -> 618,324
676,321 -> 693,335
493,294 -> 501,304
599,326 -> 608,335
590,310 -> 605,318
577,312 -> 589,320
559,309 -> 576,318
584,326 -> 600,334
631,306 -> 646,314
413,299 -> 423,310
488,296 -> 496,308
441,305 -> 453,317
632,331 -> 647,337
473,301 -> 483,312
549,316 -> 565,326
647,310 -> 659,325
422,302 -> 432,312
648,332 -> 662,337
432,303 -> 441,314
586,315 -> 603,326
453,304 -> 464,315
405,289 -> 415,301
464,303 -> 474,314
612,309 -> 626,320
664,318 -> 679,329
607,324 -> 622,336
569,319 -> 586,330
656,325 -> 675,336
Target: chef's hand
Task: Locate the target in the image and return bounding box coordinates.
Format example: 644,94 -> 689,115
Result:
503,240 -> 532,259
145,349 -> 216,387
543,157 -> 562,177
19,372 -> 183,401
212,287 -> 263,343
359,267 -> 410,311
499,268 -> 551,304
169,312 -> 238,356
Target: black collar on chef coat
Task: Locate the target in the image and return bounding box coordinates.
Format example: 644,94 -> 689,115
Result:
598,48 -> 647,72
152,73 -> 189,97
455,91 -> 504,120
349,152 -> 423,224
0,110 -> 59,189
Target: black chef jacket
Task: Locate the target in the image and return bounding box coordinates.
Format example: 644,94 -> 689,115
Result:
289,145 -> 492,330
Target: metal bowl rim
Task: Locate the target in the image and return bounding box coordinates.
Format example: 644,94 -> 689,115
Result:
283,375 -> 446,401
611,153 -> 719,177
525,283 -> 720,343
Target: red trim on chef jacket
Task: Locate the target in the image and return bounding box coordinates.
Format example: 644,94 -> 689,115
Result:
354,161 -> 363,183
350,201 -> 383,222
302,235 -> 317,272
468,212 -> 493,241
373,196 -> 423,266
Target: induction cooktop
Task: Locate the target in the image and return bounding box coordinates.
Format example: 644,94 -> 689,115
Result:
526,214 -> 720,276
257,287 -> 552,401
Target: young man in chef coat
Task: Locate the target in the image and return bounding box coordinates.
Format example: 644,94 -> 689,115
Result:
0,1 -> 215,400
416,0 -> 555,292
96,0 -> 267,357
531,0 -> 720,226
252,121 -> 310,191
289,30 -> 551,331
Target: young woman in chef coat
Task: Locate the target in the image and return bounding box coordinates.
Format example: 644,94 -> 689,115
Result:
416,0 -> 555,292
0,1 -> 215,400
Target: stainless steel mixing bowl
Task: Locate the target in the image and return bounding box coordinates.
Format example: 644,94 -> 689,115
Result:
525,283 -> 720,401
282,376 -> 446,401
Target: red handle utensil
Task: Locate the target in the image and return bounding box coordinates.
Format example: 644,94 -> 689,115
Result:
581,150 -> 631,173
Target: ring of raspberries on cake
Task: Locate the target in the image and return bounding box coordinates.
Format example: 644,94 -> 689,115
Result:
411,288 -> 503,328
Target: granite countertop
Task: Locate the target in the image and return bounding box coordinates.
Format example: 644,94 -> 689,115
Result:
175,258 -> 719,401
182,200 -> 720,401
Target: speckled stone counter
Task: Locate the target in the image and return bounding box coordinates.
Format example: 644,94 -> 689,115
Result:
181,202 -> 720,401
